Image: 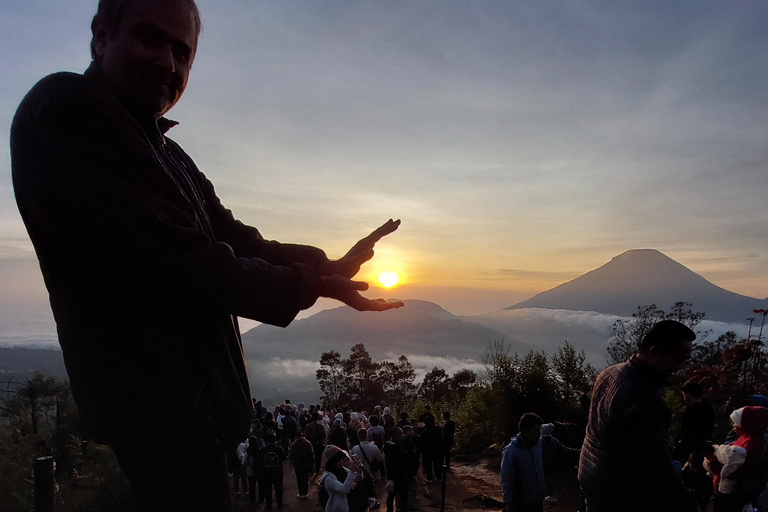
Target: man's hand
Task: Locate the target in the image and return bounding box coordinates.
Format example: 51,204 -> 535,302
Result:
320,275 -> 404,312
320,219 -> 400,278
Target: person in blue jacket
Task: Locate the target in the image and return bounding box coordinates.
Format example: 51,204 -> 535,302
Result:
500,413 -> 547,512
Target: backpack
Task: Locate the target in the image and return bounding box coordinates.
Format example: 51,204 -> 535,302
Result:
283,414 -> 297,435
347,467 -> 374,512
264,450 -> 280,469
371,430 -> 384,449
318,477 -> 330,508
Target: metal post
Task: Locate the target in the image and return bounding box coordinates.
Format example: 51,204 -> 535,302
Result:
33,456 -> 55,512
440,464 -> 447,512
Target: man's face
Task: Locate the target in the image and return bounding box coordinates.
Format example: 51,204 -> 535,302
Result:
521,423 -> 541,444
651,340 -> 693,377
92,0 -> 197,117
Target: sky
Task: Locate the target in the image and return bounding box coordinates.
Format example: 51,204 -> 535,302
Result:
2,0 -> 768,344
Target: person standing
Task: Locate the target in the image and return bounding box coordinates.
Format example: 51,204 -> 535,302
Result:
10,0 -> 403,509
306,411 -> 327,474
441,411 -> 456,468
260,433 -> 287,510
578,320 -> 699,512
289,430 -> 315,500
674,381 -> 715,463
321,445 -> 361,512
383,427 -> 409,512
420,415 -> 443,482
500,413 -> 547,512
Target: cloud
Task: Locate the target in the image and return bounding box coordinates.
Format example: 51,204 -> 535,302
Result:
386,353 -> 485,381
255,358 -> 320,379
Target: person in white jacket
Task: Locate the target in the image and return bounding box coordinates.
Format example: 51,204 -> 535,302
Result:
321,445 -> 361,512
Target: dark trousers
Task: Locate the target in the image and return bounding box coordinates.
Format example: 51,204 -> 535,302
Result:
386,479 -> 409,512
422,451 -> 443,480
312,442 -> 324,472
511,503 -> 543,512
232,461 -> 247,493
111,425 -> 231,512
443,445 -> 453,467
295,468 -> 310,496
248,475 -> 258,504
264,470 -> 284,508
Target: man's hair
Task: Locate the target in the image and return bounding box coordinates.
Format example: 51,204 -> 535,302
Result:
90,0 -> 202,61
357,428 -> 367,441
518,412 -> 543,433
369,415 -> 380,426
681,380 -> 704,398
443,411 -> 450,420
638,320 -> 696,354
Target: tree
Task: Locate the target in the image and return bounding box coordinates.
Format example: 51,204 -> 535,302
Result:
343,344 -> 380,409
316,351 -> 345,405
606,302 -> 708,365
420,367 -> 450,402
551,341 -> 596,411
377,355 -> 416,406
449,368 -> 478,399
482,339 -> 514,384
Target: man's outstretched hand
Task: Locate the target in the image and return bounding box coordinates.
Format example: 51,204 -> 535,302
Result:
320,219 -> 400,278
320,274 -> 404,312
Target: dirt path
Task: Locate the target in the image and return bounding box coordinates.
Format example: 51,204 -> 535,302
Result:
232,463 -> 583,512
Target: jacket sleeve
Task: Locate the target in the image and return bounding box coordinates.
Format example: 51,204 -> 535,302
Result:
500,445 -> 516,504
11,73 -> 322,327
323,470 -> 358,495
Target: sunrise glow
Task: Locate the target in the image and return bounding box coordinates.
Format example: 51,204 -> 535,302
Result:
377,271 -> 400,288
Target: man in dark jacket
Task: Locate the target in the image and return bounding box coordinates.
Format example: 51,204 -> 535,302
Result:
578,320 -> 700,512
10,0 -> 402,509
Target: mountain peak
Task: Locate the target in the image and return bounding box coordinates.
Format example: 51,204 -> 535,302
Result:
507,249 -> 766,323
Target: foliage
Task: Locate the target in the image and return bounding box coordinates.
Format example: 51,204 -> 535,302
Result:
606,302 -> 709,365
0,374 -> 132,512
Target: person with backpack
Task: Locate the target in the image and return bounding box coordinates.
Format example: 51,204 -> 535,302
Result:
305,411 -> 327,474
352,428 -> 385,510
368,415 -> 386,450
259,433 -> 287,509
245,434 -> 266,505
320,445 -> 361,512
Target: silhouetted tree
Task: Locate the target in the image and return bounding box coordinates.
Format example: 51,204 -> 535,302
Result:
606,302 -> 708,365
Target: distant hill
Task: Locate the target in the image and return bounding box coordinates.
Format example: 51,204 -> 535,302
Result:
242,299 -> 529,362
241,299 -> 532,399
506,249 -> 767,323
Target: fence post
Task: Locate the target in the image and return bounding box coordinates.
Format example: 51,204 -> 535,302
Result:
440,464 -> 447,512
33,456 -> 55,512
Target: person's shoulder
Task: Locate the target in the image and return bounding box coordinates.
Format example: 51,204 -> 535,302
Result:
14,71 -> 88,123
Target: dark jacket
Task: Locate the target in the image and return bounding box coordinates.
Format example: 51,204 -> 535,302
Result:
11,64 -> 325,447
577,356 -> 697,512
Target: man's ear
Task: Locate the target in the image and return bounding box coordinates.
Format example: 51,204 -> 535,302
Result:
91,15 -> 110,60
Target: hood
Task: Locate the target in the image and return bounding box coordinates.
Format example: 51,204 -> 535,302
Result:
740,406 -> 768,437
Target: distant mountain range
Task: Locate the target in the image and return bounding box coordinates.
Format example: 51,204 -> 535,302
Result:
506,249 -> 767,323
3,249 -> 760,402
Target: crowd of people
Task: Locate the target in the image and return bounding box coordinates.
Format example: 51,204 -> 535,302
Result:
228,402 -> 455,512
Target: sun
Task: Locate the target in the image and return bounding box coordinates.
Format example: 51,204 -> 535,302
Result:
377,271 -> 400,288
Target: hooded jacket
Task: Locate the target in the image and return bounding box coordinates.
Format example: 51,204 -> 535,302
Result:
500,433 -> 547,505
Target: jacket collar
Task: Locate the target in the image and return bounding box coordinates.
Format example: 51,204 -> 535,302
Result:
628,355 -> 670,388
83,62 -> 179,144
